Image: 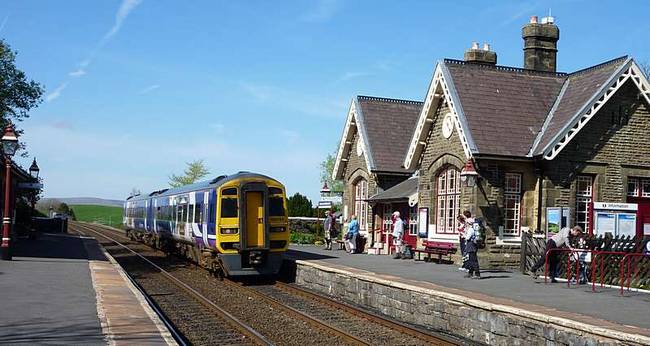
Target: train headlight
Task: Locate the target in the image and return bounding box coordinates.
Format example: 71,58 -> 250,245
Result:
220,228 -> 239,235
270,226 -> 286,233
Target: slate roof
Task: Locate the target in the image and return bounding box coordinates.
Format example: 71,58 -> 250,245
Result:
532,57 -> 630,155
368,176 -> 418,202
444,59 -> 566,156
442,56 -> 632,157
357,96 -> 422,172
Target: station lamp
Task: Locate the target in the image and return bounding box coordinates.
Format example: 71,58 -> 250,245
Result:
1,123 -> 19,260
460,159 -> 479,187
29,158 -> 40,179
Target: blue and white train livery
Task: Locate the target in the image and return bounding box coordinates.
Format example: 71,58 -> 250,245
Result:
124,172 -> 289,276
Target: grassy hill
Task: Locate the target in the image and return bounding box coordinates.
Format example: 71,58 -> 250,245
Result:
70,204 -> 123,228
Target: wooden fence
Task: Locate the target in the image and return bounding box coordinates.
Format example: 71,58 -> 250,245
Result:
520,233 -> 649,289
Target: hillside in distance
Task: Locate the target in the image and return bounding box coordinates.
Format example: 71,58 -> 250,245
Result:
40,197 -> 124,207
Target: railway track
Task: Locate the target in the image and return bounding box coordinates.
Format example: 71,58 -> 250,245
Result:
72,222 -> 462,345
71,222 -> 271,346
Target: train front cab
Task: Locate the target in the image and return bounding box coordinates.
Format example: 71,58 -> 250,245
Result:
216,179 -> 288,276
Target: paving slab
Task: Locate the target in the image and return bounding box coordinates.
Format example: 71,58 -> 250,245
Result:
287,245 -> 650,333
0,233 -> 176,345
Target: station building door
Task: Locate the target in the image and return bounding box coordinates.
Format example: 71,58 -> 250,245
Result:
626,177 -> 650,237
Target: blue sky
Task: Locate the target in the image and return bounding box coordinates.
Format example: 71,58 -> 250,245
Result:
1,0 -> 648,202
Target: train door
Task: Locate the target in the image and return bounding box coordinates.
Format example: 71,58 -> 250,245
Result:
244,190 -> 265,248
202,191 -> 209,247
207,190 -> 217,247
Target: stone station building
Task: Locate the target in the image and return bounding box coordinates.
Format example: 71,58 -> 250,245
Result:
333,16 -> 650,267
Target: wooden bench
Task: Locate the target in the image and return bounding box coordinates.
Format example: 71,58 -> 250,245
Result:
413,241 -> 457,263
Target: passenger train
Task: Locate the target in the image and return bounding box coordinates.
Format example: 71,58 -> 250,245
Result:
123,172 -> 289,276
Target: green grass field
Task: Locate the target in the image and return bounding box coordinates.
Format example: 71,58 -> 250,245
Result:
70,204 -> 123,228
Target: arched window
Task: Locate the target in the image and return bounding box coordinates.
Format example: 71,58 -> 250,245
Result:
354,179 -> 368,230
436,167 -> 460,234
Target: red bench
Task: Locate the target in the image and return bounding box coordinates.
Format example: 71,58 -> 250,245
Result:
413,241 -> 457,263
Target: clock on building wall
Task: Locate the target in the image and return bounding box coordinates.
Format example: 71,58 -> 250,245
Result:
356,137 -> 364,156
442,112 -> 454,139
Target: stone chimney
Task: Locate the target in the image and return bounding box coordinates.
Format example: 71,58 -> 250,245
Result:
522,15 -> 560,72
464,42 -> 497,65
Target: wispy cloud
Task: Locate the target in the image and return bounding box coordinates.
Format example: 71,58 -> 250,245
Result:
105,0 -> 143,40
500,1 -> 540,26
68,69 -> 86,77
0,15 -> 8,33
139,84 -> 160,94
281,129 -> 300,144
47,0 -> 143,103
210,123 -> 225,134
239,81 -> 347,118
46,83 -> 68,102
299,0 -> 340,23
337,71 -> 370,82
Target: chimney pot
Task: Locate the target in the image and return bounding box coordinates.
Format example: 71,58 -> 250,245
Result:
464,41 -> 497,65
530,15 -> 538,24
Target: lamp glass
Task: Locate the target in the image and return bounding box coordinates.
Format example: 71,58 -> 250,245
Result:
2,140 -> 18,157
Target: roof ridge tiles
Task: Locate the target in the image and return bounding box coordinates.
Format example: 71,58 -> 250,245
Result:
357,95 -> 423,105
443,58 -> 568,77
568,55 -> 630,76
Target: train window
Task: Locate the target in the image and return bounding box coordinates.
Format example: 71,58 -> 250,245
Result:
209,203 -> 215,223
221,198 -> 238,218
222,188 -> 237,196
194,203 -> 203,223
269,187 -> 283,195
269,197 -> 285,216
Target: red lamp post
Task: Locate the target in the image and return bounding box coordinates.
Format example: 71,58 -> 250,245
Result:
1,124 -> 19,260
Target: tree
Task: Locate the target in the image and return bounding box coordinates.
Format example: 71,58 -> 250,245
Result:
0,40 -> 44,155
286,193 -> 313,217
320,151 -> 344,192
55,202 -> 70,215
169,160 -> 210,188
68,208 -> 77,221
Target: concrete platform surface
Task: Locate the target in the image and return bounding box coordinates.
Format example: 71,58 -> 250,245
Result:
0,233 -> 176,345
287,245 -> 650,334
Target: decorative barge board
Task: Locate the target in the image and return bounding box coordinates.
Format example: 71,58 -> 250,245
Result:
333,96 -> 421,243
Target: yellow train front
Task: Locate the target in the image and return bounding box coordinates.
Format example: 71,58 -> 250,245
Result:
124,172 -> 290,277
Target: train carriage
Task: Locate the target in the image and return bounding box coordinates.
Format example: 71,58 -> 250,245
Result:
123,172 -> 289,276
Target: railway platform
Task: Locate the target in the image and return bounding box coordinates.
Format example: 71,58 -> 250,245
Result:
0,232 -> 177,345
286,245 -> 650,345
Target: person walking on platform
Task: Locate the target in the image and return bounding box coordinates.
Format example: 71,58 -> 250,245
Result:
347,215 -> 359,254
324,210 -> 336,250
392,211 -> 404,259
527,226 -> 583,282
463,218 -> 481,279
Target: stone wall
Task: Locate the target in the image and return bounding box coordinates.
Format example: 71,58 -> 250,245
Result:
294,261 -> 645,345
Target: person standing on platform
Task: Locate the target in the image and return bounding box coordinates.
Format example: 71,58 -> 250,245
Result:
457,214 -> 468,271
324,210 -> 335,250
527,226 -> 583,282
347,215 -> 359,254
463,219 -> 481,279
392,211 -> 405,259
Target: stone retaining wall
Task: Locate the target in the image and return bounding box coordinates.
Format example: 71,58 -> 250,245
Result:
293,260 -> 648,346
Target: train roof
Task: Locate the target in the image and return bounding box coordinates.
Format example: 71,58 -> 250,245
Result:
125,172 -> 280,203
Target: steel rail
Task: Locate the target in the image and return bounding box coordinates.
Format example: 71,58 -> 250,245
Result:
71,222 -> 274,346
82,222 -> 458,345
274,282 -> 457,346
223,279 -> 370,346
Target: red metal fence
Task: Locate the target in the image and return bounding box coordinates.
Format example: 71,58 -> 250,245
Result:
522,234 -> 649,295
